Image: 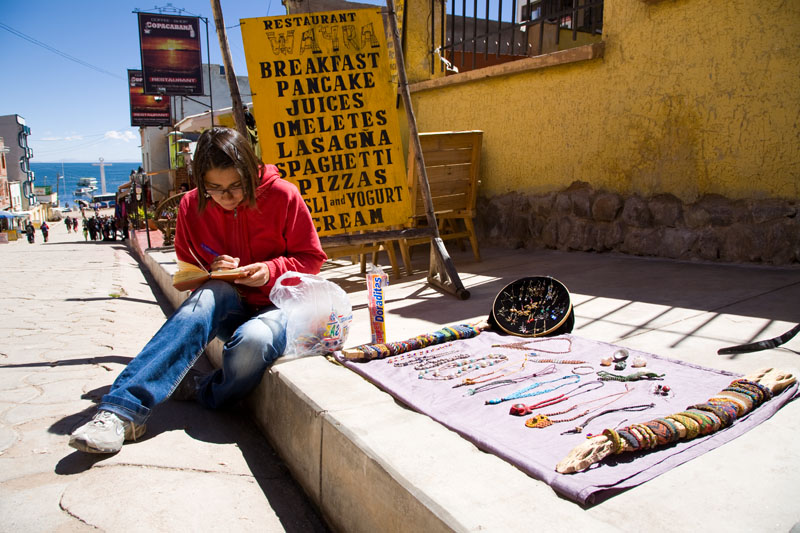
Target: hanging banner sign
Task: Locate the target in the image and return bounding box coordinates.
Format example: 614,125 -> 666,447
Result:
240,9 -> 412,237
128,69 -> 171,127
137,12 -> 203,95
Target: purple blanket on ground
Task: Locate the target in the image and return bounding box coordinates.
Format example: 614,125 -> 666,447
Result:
335,331 -> 798,504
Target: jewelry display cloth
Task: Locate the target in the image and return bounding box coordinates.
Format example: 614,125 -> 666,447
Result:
333,331 -> 798,505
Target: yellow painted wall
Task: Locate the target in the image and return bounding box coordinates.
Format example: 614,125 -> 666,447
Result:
408,0 -> 800,202
403,0 -> 444,83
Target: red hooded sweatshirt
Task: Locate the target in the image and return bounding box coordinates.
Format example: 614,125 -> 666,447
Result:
174,164 -> 327,308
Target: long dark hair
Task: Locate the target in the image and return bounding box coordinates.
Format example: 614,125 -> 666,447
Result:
193,127 -> 261,211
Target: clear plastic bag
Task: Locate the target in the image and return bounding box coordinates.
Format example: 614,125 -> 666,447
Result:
270,271 -> 352,356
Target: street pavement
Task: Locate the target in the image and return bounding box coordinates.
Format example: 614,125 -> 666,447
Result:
0,216 -> 329,532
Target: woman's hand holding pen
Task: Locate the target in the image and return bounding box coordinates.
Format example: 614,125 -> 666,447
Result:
210,254 -> 239,271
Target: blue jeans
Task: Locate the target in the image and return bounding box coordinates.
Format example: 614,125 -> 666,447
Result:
100,280 -> 287,426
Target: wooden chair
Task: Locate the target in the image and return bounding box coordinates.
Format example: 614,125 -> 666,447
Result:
399,130 -> 483,274
153,191 -> 187,246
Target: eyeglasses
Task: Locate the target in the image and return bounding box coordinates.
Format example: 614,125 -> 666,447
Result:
205,182 -> 244,198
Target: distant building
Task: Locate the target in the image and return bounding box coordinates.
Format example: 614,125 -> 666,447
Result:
0,137 -> 9,211
0,114 -> 36,211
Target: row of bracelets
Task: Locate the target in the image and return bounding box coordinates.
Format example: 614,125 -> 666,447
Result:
602,379 -> 773,454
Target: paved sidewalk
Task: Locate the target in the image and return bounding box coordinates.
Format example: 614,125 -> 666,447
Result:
0,218 -> 328,532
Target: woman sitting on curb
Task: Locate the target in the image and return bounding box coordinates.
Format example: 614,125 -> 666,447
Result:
69,127 -> 327,453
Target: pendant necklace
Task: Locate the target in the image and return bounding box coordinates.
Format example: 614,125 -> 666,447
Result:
464,363 -> 558,395
485,374 -> 581,405
492,337 -> 573,354
559,403 -> 656,435
524,385 -> 634,428
508,380 -> 605,415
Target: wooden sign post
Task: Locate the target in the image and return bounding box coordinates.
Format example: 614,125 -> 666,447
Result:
384,0 -> 470,299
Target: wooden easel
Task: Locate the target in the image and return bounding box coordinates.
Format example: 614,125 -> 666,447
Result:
319,0 -> 470,300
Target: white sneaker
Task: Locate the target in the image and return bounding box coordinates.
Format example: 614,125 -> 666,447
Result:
68,410 -> 146,454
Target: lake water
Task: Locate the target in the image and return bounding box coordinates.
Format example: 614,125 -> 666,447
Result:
30,162 -> 141,208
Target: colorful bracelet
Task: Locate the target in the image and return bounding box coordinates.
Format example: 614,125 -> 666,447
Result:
670,413 -> 700,439
617,428 -> 640,451
714,391 -> 752,415
681,410 -> 712,436
602,429 -> 623,454
664,415 -> 688,439
729,380 -> 766,405
643,420 -> 671,446
690,403 -> 732,427
632,423 -> 657,449
706,399 -> 741,423
701,409 -> 722,432
733,379 -> 773,402
724,385 -> 760,407
653,417 -> 681,444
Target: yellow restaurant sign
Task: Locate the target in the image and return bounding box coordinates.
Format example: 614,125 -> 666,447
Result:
241,10 -> 411,236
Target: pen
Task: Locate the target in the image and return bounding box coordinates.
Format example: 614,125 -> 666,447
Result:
200,243 -> 220,257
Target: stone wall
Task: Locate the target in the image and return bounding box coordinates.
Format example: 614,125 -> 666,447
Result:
476,182 -> 800,265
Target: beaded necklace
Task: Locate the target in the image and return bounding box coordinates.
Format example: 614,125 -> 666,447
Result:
446,353 -> 525,385
394,352 -> 457,367
450,353 -> 529,388
491,337 -> 573,354
508,380 -> 605,415
524,385 -> 634,428
464,364 -> 558,395
418,354 -> 508,381
412,352 -> 469,371
558,403 -> 655,435
528,358 -> 586,364
485,374 -> 581,405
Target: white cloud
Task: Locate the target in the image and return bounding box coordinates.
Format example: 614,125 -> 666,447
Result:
104,130 -> 137,142
38,135 -> 84,141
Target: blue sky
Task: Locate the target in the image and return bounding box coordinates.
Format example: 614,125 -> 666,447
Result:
0,1 -> 380,162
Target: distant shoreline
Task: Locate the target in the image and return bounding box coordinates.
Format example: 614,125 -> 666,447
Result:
32,161 -> 141,164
